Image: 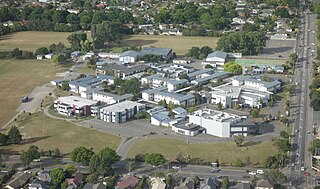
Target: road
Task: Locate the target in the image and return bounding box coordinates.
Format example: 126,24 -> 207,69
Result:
288,4 -> 317,187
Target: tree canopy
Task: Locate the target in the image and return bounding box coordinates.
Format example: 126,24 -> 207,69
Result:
145,153 -> 166,166
223,62 -> 243,75
71,147 -> 94,166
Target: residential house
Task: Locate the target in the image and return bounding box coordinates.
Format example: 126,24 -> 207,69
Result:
229,183 -> 252,189
115,175 -> 140,189
66,173 -> 84,188
37,55 -> 44,60
5,172 -> 32,189
174,177 -> 195,189
119,51 -> 139,63
142,87 -> 195,107
92,90 -> 133,105
83,182 -> 106,189
99,101 -> 146,123
150,177 -> 166,189
37,170 -> 51,183
45,53 -> 54,59
199,177 -> 220,189
139,47 -> 173,61
202,51 -> 228,67
161,29 -> 182,35
255,179 -> 273,189
83,52 -> 95,60
71,51 -> 81,59
188,109 -> 259,137
29,179 -> 49,189
54,96 -> 99,117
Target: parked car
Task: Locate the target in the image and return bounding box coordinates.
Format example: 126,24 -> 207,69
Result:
249,171 -> 257,176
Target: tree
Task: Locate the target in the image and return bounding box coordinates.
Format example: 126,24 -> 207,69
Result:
89,147 -> 120,176
200,46 -> 213,57
11,47 -> 22,59
233,135 -> 244,147
251,108 -> 260,118
20,145 -> 40,168
234,158 -> 244,167
67,33 -> 87,50
20,151 -> 32,168
35,47 -> 49,55
89,154 -> 100,173
0,133 -> 8,145
186,47 -> 200,59
50,168 -> 66,186
223,62 -> 243,75
263,169 -> 287,186
71,147 -> 94,166
7,126 -> 22,144
54,148 -> 61,158
280,131 -> 289,139
64,164 -> 77,178
275,7 -> 289,18
308,139 -> 320,155
145,153 -> 166,166
221,177 -> 229,189
60,81 -> 70,91
217,102 -> 223,110
91,21 -> 122,49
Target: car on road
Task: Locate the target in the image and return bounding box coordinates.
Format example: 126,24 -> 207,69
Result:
295,129 -> 299,133
217,175 -> 227,179
248,171 -> 257,176
311,43 -> 316,46
243,175 -> 250,178
256,170 -> 264,174
292,163 -> 295,167
172,166 -> 180,170
211,168 -> 221,173
301,167 -> 305,171
304,172 -> 311,176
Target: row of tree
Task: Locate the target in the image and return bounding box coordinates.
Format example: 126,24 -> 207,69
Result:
0,126 -> 22,146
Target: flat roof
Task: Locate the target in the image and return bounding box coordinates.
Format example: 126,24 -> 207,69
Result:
55,96 -> 97,107
187,69 -> 214,78
139,47 -> 172,57
100,101 -> 145,112
93,90 -> 133,100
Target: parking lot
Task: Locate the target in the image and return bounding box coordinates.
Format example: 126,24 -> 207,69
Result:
258,39 -> 296,59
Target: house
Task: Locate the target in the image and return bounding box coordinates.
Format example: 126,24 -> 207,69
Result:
161,29 -> 182,35
5,172 -> 32,189
45,53 -> 54,59
150,177 -> 166,189
173,59 -> 191,64
188,109 -> 259,137
92,90 -> 133,105
83,52 -> 95,60
99,101 -> 146,123
232,75 -> 281,93
119,51 -> 139,63
29,179 -> 49,189
155,64 -> 194,78
69,76 -> 105,94
204,51 -> 228,67
142,87 -> 195,107
174,177 -> 195,189
139,47 -> 173,61
229,183 -> 252,189
190,72 -> 230,86
54,96 -> 99,117
66,173 -> 84,188
187,69 -> 214,81
199,177 -> 220,189
83,182 -> 106,189
115,175 -> 140,189
172,107 -> 187,115
71,51 -> 81,59
37,55 -> 44,60
141,74 -> 188,92
37,170 -> 51,183
98,52 -> 121,59
255,179 -> 273,189
151,112 -> 170,126
50,79 -> 65,86
273,65 -> 285,73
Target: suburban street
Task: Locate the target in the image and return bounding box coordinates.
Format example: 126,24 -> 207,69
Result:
288,3 -> 317,187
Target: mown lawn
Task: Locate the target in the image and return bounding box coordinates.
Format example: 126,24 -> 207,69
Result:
1,112 -> 121,155
0,59 -> 69,127
0,31 -> 73,51
128,137 -> 277,166
114,35 -> 219,56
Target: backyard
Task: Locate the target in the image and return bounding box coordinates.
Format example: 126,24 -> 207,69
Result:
128,137 -> 277,166
0,59 -> 68,127
1,112 -> 121,155
114,35 -> 219,56
0,31 -> 72,51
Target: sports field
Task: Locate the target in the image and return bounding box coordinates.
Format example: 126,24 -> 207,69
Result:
0,31 -> 72,51
0,59 -> 68,127
1,112 -> 121,155
231,58 -> 285,66
117,35 -> 219,55
128,138 -> 277,166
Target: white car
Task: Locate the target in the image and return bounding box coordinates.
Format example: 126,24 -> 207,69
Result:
311,43 -> 316,46
301,166 -> 305,171
256,170 -> 264,174
248,171 -> 257,175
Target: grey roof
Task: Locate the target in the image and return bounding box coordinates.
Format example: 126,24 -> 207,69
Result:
83,182 -> 106,189
173,123 -> 201,131
29,179 -> 49,189
193,72 -> 229,84
93,90 -> 133,101
120,50 -> 139,57
144,87 -> 195,102
200,177 -> 220,189
207,51 -> 227,59
100,101 -> 145,112
187,69 -> 214,78
256,179 -> 273,187
97,74 -> 115,80
234,75 -> 281,89
152,112 -> 170,122
139,47 -> 172,57
6,172 -> 32,189
99,63 -> 149,74
143,74 -> 188,85
172,107 -> 187,115
229,183 -> 252,189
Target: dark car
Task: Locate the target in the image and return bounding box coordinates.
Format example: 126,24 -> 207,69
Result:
243,175 -> 250,178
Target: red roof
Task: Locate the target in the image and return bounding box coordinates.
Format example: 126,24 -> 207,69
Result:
116,176 -> 140,189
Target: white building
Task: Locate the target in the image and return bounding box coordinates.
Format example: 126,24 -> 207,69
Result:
99,101 -> 146,123
92,90 -> 133,105
188,109 -> 258,137
98,52 -> 121,59
232,75 -> 281,93
190,71 -> 230,85
69,75 -> 115,94
83,52 -> 95,60
141,74 -> 188,92
119,50 -> 139,63
171,123 -> 202,137
54,96 -> 98,117
202,51 -> 228,67
210,84 -> 271,108
142,87 -> 195,107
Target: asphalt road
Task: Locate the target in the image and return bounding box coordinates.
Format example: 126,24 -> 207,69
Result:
288,5 -> 317,187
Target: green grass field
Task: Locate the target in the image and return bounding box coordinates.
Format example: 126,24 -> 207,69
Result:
1,112 -> 121,155
0,31 -> 72,51
114,35 -> 219,56
232,58 -> 285,66
128,138 -> 277,166
0,59 -> 68,127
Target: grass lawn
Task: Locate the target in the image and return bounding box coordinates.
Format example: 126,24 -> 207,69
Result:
1,112 -> 121,155
0,31 -> 72,51
113,35 -> 219,56
0,59 -> 69,127
232,58 -> 285,66
128,138 -> 277,166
